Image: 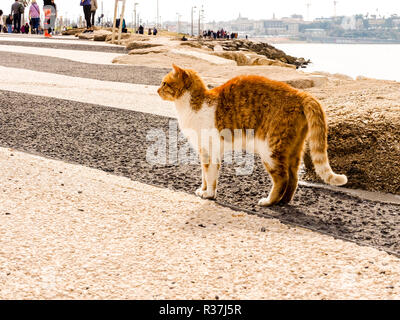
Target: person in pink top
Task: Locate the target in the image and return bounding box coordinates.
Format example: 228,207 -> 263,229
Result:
29,0 -> 41,34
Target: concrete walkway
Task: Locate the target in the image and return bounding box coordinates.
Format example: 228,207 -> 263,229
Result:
1,147 -> 399,299
0,35 -> 125,48
0,45 -> 122,64
0,66 -> 175,118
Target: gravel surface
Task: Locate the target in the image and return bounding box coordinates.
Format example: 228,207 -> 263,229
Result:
0,40 -> 128,53
2,147 -> 400,300
0,52 -> 168,85
0,90 -> 399,256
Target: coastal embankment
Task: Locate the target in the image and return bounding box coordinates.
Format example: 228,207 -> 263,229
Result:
65,29 -> 400,196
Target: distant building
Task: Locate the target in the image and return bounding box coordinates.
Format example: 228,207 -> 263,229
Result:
341,16 -> 357,30
263,20 -> 287,35
393,18 -> 400,27
230,13 -> 254,32
290,14 -> 304,21
304,28 -> 327,37
287,23 -> 299,35
368,18 -> 386,29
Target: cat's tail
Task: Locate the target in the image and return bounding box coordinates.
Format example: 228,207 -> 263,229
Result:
302,94 -> 348,186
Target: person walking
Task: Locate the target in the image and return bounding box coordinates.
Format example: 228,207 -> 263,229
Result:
6,14 -> 13,33
29,0 -> 40,34
21,22 -> 29,33
80,0 -> 92,32
0,10 -> 3,33
90,0 -> 97,28
11,0 -> 22,33
43,0 -> 53,37
49,0 -> 57,34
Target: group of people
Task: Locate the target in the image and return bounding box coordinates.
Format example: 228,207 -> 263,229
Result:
0,0 -> 56,36
0,0 -> 26,34
147,27 -> 158,36
80,0 -> 98,33
0,0 -> 100,37
203,29 -> 239,40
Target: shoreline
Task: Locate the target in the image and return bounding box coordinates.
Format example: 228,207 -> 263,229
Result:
251,36 -> 400,45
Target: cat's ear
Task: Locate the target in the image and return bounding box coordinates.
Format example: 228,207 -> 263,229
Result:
172,64 -> 189,81
172,64 -> 184,75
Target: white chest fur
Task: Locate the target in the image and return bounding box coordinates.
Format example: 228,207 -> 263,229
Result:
174,92 -> 217,150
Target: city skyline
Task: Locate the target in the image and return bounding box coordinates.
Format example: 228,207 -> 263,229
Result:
1,0 -> 399,24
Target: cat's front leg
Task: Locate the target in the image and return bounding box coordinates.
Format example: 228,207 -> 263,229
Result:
195,150 -> 220,200
195,166 -> 208,196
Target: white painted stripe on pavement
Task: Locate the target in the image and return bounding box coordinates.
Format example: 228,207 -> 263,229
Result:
0,45 -> 123,65
0,66 -> 176,118
0,35 -> 125,48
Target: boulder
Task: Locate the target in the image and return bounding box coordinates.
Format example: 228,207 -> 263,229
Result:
128,47 -> 168,55
126,42 -> 162,51
105,33 -> 132,42
179,42 -> 203,49
93,30 -> 112,41
211,51 -> 249,65
212,51 -> 296,68
197,39 -> 310,68
62,28 -> 86,36
78,32 -> 94,40
213,44 -> 224,52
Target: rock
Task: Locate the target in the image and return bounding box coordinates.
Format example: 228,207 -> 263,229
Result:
197,39 -> 310,68
105,33 -> 132,42
211,51 -> 249,65
171,49 -> 236,66
128,47 -> 168,55
285,79 -> 314,89
180,42 -> 202,49
78,32 -> 94,40
93,30 -> 112,41
126,42 -> 162,51
212,51 -> 296,68
62,28 -> 86,36
356,75 -> 373,81
309,75 -> 329,87
213,44 -> 224,52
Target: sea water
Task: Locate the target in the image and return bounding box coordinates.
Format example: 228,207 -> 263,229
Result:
274,43 -> 400,82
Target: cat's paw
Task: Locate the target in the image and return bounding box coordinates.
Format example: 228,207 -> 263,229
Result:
258,197 -> 273,207
195,188 -> 216,200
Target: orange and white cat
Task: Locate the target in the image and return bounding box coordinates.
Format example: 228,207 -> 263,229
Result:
158,64 -> 347,206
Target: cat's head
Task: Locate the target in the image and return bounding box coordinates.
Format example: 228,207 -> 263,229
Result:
157,64 -> 190,101
158,64 -> 205,101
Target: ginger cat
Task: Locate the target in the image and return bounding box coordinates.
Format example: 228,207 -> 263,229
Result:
158,64 -> 347,206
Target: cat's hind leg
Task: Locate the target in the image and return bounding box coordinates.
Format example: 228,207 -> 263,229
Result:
255,138 -> 289,206
279,127 -> 307,204
278,154 -> 300,204
258,162 -> 289,206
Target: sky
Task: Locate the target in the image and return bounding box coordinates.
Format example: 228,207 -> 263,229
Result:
1,0 -> 399,23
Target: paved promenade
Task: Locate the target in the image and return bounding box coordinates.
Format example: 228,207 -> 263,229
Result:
0,34 -> 399,299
